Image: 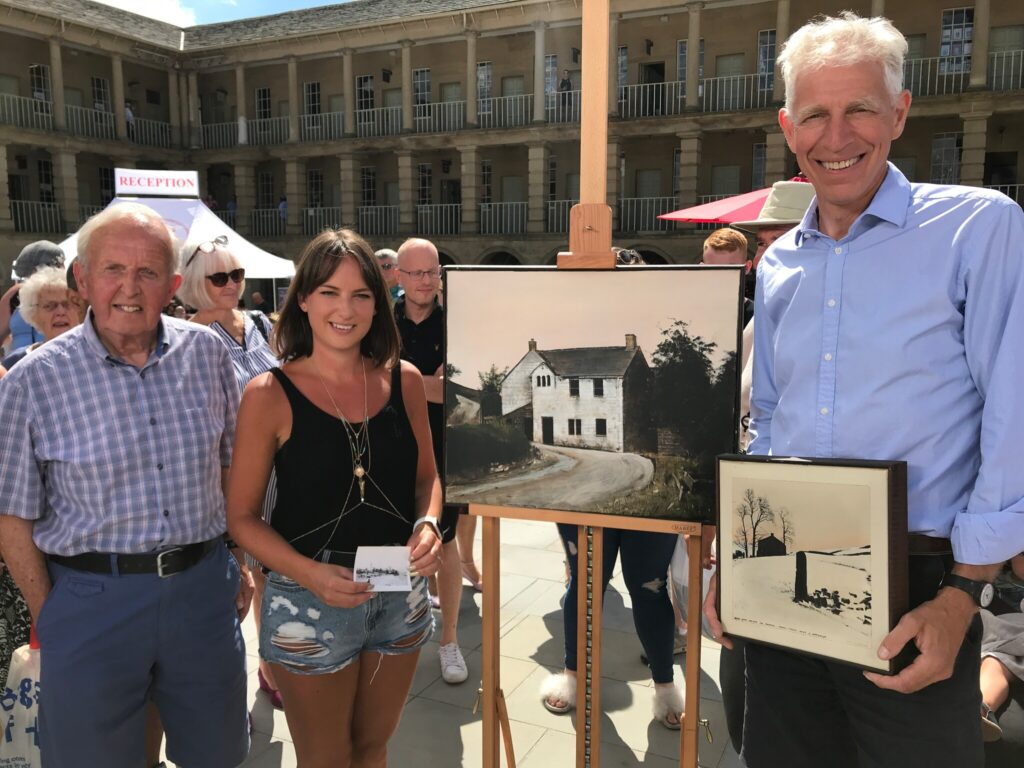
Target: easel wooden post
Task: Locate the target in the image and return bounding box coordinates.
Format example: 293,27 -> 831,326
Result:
473,0 -> 704,766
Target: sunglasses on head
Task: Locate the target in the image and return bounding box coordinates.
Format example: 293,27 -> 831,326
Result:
206,268 -> 245,287
185,234 -> 229,268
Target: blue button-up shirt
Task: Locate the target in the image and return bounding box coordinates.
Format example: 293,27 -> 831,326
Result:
0,312 -> 240,556
750,164 -> 1024,565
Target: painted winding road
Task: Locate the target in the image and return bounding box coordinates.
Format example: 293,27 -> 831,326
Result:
448,444 -> 654,509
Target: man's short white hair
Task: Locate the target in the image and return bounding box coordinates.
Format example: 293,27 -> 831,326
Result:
778,12 -> 908,111
76,202 -> 178,273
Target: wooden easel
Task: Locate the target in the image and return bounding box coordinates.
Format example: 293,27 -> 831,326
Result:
474,3 -> 706,766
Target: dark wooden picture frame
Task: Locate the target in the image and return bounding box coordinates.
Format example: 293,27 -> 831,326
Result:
442,265 -> 744,523
716,454 -> 908,673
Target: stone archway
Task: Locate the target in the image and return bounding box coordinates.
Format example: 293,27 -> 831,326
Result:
636,249 -> 668,265
439,251 -> 457,265
480,251 -> 522,265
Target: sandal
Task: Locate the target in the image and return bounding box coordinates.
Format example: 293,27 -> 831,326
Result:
540,672 -> 576,715
652,684 -> 684,731
461,560 -> 483,592
982,703 -> 1002,742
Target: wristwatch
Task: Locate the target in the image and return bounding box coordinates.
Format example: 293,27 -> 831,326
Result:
940,573 -> 994,608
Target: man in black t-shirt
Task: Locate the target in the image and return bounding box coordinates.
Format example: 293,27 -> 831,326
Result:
394,237 -> 468,686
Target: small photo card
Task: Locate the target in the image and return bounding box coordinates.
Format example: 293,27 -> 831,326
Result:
354,546 -> 412,591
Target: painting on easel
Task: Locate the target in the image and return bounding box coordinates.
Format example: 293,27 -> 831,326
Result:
443,265 -> 743,522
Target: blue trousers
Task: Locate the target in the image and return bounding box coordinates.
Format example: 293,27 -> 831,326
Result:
557,524 -> 677,684
37,544 -> 249,768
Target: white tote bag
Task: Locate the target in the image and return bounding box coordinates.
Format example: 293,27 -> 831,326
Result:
670,536 -> 715,640
0,629 -> 41,767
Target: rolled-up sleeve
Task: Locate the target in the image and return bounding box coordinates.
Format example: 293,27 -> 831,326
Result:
951,199 -> 1024,565
0,377 -> 45,521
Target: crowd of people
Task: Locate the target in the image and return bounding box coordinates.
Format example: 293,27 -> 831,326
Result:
0,11 -> 1020,768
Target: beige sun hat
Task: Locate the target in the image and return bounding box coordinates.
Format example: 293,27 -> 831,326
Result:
731,180 -> 816,231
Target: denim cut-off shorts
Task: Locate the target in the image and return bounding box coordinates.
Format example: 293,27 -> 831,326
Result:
259,572 -> 434,675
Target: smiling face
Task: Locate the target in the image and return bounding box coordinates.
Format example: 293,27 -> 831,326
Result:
779,61 -> 910,237
75,217 -> 181,355
202,249 -> 245,311
32,287 -> 83,341
396,241 -> 440,312
300,256 -> 377,354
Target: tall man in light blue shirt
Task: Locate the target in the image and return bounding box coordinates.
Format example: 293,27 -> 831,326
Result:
0,203 -> 252,768
705,13 -> 1024,768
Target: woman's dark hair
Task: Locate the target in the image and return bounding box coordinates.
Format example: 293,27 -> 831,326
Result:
274,229 -> 400,367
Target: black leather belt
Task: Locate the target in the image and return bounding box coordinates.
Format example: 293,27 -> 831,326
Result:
50,538 -> 219,577
908,535 -> 953,556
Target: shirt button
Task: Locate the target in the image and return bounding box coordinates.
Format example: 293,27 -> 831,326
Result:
163,509 -> 170,517
827,299 -> 837,308
157,463 -> 164,470
820,407 -> 829,415
150,417 -> 157,426
834,247 -> 842,254
824,353 -> 833,361
140,371 -> 146,379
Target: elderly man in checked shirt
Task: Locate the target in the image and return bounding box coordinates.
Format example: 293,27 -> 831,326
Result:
0,203 -> 252,768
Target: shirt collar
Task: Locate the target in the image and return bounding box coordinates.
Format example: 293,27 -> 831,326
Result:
795,162 -> 911,246
395,297 -> 440,324
81,308 -> 171,367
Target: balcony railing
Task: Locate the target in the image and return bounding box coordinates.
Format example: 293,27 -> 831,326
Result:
546,199 -> 578,233
903,56 -> 970,97
0,94 -> 52,131
213,210 -> 237,228
545,91 -> 581,123
130,117 -> 171,148
701,74 -> 773,113
358,205 -> 399,236
618,197 -> 678,233
78,204 -> 104,226
989,50 -> 1024,91
479,202 -> 527,235
985,184 -> 1022,206
301,112 -> 345,142
694,194 -> 737,230
416,204 -> 461,235
618,82 -> 685,119
356,107 -> 402,138
12,201 -> 62,233
202,122 -> 238,149
249,116 -> 289,145
303,207 -> 342,235
414,101 -> 466,133
65,105 -> 114,140
251,209 -> 286,238
478,94 -> 532,129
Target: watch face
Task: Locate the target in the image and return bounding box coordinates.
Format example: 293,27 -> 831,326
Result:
980,583 -> 995,608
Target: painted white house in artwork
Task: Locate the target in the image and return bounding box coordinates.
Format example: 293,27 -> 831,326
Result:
500,335 -> 655,453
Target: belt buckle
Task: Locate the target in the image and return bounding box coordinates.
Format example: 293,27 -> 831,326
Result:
156,547 -> 184,578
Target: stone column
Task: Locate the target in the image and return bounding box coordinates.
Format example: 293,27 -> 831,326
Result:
401,41 -> 413,133
459,144 -> 479,235
608,15 -> 619,118
112,54 -> 127,140
870,0 -> 885,16
677,131 -> 702,207
52,150 -> 79,233
338,153 -> 357,229
527,143 -> 548,234
234,162 -> 256,235
285,159 -> 304,235
178,72 -> 190,147
342,49 -> 356,136
465,32 -> 478,127
49,38 -> 66,130
0,145 -> 12,232
187,70 -> 201,148
959,109 -> 990,187
397,150 -> 414,233
288,57 -> 299,142
772,0 -> 790,104
606,140 -> 620,230
235,64 -> 248,145
168,68 -> 181,147
765,125 -> 789,182
533,22 -> 547,123
969,0 -> 990,90
685,3 -> 703,111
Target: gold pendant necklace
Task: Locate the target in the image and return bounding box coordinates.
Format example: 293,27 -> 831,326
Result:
313,356 -> 370,502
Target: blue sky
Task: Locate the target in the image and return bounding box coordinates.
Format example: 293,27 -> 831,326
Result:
92,0 -> 345,26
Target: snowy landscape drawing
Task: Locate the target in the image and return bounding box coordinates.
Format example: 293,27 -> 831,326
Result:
718,459 -> 898,671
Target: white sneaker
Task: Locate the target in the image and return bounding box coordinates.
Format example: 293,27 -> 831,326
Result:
439,642 -> 468,684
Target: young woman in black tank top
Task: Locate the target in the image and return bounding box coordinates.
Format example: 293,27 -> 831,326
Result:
226,230 -> 443,767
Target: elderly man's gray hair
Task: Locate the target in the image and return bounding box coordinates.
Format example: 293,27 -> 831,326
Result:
76,202 -> 179,273
777,12 -> 908,112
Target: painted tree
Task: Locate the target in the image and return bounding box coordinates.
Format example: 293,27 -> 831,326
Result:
750,494 -> 775,556
779,507 -> 795,550
733,487 -> 757,557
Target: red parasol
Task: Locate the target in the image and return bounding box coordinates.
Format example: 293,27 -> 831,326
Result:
658,176 -> 810,224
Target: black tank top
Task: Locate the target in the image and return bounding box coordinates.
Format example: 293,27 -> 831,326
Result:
269,365 -> 419,568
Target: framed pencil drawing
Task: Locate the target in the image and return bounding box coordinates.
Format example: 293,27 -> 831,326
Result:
443,265 -> 744,522
716,454 -> 908,673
